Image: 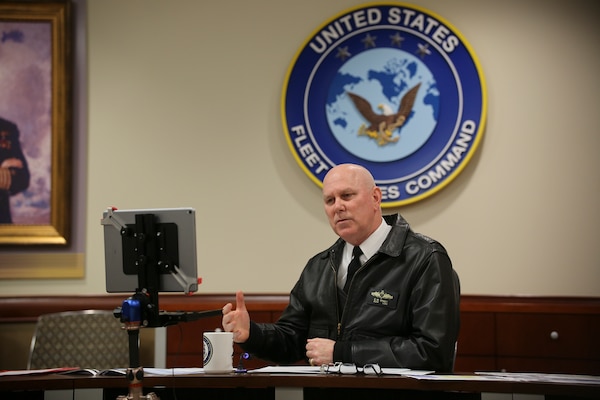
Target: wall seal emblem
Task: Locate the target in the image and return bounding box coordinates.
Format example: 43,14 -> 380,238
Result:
282,3 -> 487,207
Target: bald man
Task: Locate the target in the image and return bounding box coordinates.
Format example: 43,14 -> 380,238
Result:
222,164 -> 460,372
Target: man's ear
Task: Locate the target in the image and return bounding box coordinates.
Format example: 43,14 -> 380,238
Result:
372,186 -> 382,205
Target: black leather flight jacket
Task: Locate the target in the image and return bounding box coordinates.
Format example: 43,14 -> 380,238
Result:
242,213 -> 461,372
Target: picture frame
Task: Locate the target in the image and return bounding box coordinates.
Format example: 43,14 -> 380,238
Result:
0,1 -> 72,245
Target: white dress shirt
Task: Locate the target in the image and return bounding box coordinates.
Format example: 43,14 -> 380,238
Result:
337,218 -> 392,289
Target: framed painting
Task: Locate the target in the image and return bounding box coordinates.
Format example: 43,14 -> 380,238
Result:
0,1 -> 73,245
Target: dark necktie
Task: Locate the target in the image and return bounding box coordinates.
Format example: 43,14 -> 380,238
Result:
343,246 -> 363,293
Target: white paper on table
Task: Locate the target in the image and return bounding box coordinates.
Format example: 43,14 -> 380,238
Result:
247,365 -> 432,376
247,366 -> 322,374
143,367 -> 207,376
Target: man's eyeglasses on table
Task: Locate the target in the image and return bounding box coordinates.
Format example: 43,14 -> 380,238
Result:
320,362 -> 382,376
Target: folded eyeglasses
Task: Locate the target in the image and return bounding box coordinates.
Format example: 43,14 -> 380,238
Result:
320,362 -> 382,376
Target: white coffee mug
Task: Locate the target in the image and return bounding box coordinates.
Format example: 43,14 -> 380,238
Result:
203,331 -> 233,373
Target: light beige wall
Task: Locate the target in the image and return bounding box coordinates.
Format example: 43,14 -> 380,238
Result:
1,0 -> 598,297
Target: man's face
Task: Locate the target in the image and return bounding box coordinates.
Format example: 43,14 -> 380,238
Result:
322,166 -> 381,245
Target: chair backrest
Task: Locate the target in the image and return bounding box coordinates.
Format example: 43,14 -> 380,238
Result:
28,310 -> 129,370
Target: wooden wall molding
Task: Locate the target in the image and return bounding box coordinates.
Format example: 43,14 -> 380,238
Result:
459,295 -> 600,314
0,293 -> 290,323
1,294 -> 599,323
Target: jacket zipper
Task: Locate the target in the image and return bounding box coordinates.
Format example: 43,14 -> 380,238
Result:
329,253 -> 342,339
332,250 -> 372,339
338,257 -> 373,338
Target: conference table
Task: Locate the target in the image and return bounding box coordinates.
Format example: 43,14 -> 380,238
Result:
1,369 -> 599,400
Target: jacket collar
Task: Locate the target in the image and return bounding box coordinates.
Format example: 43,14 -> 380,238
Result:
379,213 -> 410,257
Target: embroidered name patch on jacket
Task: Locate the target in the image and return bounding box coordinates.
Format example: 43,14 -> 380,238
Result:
367,289 -> 398,309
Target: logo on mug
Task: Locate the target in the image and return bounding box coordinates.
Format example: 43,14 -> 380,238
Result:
203,335 -> 213,365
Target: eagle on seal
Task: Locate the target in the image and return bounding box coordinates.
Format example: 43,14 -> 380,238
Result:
347,82 -> 421,146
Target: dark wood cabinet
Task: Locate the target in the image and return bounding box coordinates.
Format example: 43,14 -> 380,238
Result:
494,313 -> 600,373
454,311 -> 496,372
456,296 -> 600,375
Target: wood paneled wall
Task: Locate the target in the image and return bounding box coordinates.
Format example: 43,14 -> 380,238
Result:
1,294 -> 599,374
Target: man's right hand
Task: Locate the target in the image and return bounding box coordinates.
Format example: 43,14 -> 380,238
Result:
0,158 -> 23,169
222,290 -> 250,343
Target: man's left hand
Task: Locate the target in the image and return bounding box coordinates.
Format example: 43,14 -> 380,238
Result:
306,337 -> 335,366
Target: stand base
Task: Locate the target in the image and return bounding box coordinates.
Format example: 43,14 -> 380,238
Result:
116,367 -> 159,400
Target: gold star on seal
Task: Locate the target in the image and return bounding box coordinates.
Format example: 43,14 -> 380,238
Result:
416,43 -> 431,59
390,32 -> 405,47
335,46 -> 351,61
361,33 -> 377,48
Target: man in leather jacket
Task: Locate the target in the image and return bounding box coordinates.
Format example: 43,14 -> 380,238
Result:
222,164 -> 460,372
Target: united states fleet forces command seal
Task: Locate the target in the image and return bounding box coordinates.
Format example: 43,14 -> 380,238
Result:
282,3 -> 487,207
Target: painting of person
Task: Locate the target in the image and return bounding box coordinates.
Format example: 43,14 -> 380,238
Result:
0,117 -> 30,223
0,21 -> 53,225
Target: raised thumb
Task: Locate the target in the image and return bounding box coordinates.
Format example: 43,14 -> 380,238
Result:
236,290 -> 247,312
